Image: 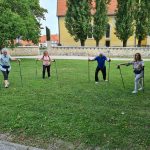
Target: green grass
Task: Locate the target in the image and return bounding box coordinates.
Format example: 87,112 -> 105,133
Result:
0,59 -> 150,149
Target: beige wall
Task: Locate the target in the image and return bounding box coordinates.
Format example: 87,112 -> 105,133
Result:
59,16 -> 139,47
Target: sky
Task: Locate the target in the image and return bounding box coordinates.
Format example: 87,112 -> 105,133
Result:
40,0 -> 58,35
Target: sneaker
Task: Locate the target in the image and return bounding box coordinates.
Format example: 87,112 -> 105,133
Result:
138,87 -> 143,91
132,90 -> 137,94
105,80 -> 108,82
5,83 -> 9,88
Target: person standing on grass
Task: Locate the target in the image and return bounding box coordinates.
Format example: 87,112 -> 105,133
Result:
0,48 -> 20,88
88,52 -> 111,84
37,50 -> 55,79
117,53 -> 144,94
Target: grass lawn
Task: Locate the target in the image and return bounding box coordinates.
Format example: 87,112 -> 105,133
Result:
0,59 -> 150,149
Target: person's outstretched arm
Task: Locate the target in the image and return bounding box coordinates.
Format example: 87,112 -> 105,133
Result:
10,56 -> 21,62
117,62 -> 133,68
88,57 -> 96,61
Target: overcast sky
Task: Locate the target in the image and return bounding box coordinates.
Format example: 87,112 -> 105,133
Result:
40,0 -> 58,35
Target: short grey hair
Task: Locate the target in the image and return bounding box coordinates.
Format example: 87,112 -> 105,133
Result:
2,48 -> 8,53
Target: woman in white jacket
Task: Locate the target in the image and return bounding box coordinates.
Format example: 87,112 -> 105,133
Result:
117,53 -> 144,94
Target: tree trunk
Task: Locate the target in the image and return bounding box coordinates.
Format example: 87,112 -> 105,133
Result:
123,40 -> 127,47
138,36 -> 142,47
11,39 -> 14,45
80,40 -> 85,46
96,40 -> 99,47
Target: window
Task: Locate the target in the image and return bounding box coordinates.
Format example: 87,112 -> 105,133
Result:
106,24 -> 110,38
106,41 -> 110,47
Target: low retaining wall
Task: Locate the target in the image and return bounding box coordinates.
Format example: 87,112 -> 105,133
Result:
10,46 -> 39,56
48,46 -> 150,58
6,46 -> 150,58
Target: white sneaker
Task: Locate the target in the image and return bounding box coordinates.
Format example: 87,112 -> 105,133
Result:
4,80 -> 9,88
95,82 -> 99,84
5,83 -> 9,88
132,90 -> 137,94
138,87 -> 143,91
105,80 -> 108,82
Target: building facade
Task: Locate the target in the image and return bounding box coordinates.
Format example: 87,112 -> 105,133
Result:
57,0 -> 148,47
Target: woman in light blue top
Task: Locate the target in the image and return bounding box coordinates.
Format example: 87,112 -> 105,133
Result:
0,48 -> 20,88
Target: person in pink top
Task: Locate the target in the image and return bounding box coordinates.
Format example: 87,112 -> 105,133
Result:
37,51 -> 55,79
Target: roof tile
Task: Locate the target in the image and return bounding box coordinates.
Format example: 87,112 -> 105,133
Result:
57,0 -> 117,16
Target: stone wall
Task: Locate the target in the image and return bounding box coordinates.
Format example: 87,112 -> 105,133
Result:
9,46 -> 39,56
6,46 -> 150,58
48,46 -> 150,58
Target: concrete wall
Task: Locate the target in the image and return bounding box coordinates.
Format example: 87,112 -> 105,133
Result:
9,46 -> 39,56
48,46 -> 150,58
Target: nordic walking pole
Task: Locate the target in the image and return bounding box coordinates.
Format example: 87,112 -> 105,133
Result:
54,60 -> 58,81
0,80 -> 2,89
108,61 -> 110,82
142,66 -> 145,93
117,65 -> 125,89
107,50 -> 111,82
35,60 -> 38,78
88,53 -> 90,82
18,60 -> 23,87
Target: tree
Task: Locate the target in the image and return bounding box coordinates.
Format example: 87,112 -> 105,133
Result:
115,0 -> 135,47
65,0 -> 92,46
93,0 -> 109,47
46,27 -> 51,41
0,0 -> 47,49
135,0 -> 149,47
0,8 -> 27,49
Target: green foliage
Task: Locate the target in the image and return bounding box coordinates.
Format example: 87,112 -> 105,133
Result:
46,27 -> 51,41
134,0 -> 149,46
0,0 -> 47,49
65,0 -> 92,46
0,59 -> 150,149
115,0 -> 135,47
0,8 -> 27,48
93,0 -> 108,47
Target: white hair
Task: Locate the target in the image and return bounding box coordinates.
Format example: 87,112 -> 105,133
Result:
99,52 -> 104,55
2,48 -> 8,53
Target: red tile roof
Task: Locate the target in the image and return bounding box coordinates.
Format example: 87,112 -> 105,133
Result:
51,34 -> 59,42
57,0 -> 117,16
108,0 -> 117,15
57,0 -> 67,16
39,35 -> 47,43
39,35 -> 59,43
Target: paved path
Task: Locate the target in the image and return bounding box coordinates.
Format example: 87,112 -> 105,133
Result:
13,56 -> 150,61
0,140 -> 44,150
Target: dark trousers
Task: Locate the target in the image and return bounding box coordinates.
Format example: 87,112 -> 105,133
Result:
95,66 -> 106,82
1,70 -> 9,80
1,66 -> 10,80
43,65 -> 50,78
